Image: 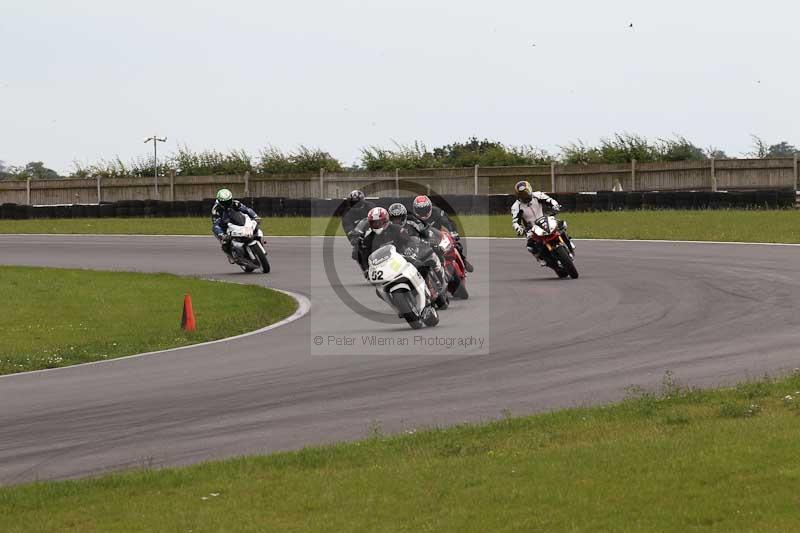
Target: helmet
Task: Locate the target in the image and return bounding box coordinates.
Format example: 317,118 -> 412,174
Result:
515,181 -> 533,203
367,207 -> 390,234
412,195 -> 433,221
216,188 -> 233,209
388,202 -> 407,225
348,189 -> 365,206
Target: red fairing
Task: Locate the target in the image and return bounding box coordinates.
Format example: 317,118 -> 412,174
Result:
531,230 -> 562,244
440,228 -> 466,294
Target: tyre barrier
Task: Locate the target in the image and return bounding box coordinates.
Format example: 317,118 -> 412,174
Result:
0,189 -> 795,220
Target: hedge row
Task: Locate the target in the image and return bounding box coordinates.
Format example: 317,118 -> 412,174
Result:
0,190 -> 795,220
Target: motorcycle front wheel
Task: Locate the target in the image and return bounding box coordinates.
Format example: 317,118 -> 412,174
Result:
393,289 -> 423,329
253,244 -> 271,273
555,246 -> 579,279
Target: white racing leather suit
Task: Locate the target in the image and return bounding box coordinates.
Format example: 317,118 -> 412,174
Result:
511,192 -> 574,259
511,192 -> 561,235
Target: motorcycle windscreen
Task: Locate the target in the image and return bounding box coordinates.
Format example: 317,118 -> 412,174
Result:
229,210 -> 247,226
369,245 -> 394,266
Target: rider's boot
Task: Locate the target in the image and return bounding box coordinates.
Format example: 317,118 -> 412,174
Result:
526,245 -> 548,267
221,241 -> 235,263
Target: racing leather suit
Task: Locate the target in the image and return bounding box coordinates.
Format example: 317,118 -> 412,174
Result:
341,200 -> 376,235
418,209 -> 470,266
511,192 -> 573,258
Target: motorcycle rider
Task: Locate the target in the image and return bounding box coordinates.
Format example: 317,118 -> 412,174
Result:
511,180 -> 575,261
212,188 -> 260,258
358,207 -> 445,301
388,202 -> 428,239
411,195 -> 474,272
341,190 -> 375,236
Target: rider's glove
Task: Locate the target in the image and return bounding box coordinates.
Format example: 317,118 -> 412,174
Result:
253,216 -> 261,222
550,202 -> 561,213
514,224 -> 525,236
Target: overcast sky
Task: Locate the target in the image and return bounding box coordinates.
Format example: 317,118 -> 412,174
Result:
1,0 -> 798,173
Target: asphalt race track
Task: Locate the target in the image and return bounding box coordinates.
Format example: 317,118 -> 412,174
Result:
1,234 -> 799,485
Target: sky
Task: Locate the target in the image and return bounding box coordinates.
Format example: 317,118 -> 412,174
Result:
1,0 -> 798,174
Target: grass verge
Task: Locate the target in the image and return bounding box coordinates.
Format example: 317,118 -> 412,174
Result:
1,210 -> 800,242
0,266 -> 297,375
2,371 -> 800,531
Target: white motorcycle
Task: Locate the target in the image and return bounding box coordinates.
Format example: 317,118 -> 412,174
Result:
225,211 -> 270,273
367,244 -> 440,330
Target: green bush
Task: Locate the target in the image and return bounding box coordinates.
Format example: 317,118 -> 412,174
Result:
258,145 -> 342,174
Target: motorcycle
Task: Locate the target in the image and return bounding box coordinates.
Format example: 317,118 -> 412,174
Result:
224,211 -> 270,273
428,227 -> 468,299
527,215 -> 578,279
367,244 -> 440,330
403,236 -> 450,310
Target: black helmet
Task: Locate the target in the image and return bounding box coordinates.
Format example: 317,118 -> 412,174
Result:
348,190 -> 365,206
388,202 -> 407,225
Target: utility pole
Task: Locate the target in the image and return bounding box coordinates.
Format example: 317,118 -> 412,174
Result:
144,135 -> 167,198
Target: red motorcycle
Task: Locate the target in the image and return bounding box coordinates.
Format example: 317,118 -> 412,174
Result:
527,215 -> 578,279
430,227 -> 469,299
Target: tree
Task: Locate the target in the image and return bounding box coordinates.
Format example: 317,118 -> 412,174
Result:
704,146 -> 728,159
767,141 -> 799,157
360,141 -> 438,171
360,138 -> 552,170
561,133 -> 659,164
21,161 -> 59,179
258,145 -> 342,174
747,135 -> 769,158
656,136 -> 707,161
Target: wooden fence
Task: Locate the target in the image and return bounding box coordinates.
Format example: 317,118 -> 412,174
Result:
1,157 -> 797,205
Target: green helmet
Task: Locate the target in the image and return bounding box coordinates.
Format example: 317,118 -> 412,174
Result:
216,188 -> 233,209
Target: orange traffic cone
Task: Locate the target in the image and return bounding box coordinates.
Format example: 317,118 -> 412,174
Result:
181,293 -> 196,332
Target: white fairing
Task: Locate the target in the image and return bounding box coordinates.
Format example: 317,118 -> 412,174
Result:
226,215 -> 266,261
227,216 -> 262,239
368,245 -> 429,315
531,215 -> 559,237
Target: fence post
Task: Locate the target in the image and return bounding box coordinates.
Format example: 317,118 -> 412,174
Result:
794,154 -> 798,193
474,164 -> 479,195
96,176 -> 101,204
710,157 -> 717,192
169,171 -> 175,201
550,162 -> 556,193
395,168 -> 400,197
319,168 -> 325,199
243,171 -> 250,197
26,178 -> 31,205
630,159 -> 637,191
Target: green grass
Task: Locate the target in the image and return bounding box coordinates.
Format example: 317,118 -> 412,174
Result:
2,371 -> 800,532
2,210 -> 800,242
0,266 -> 297,375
